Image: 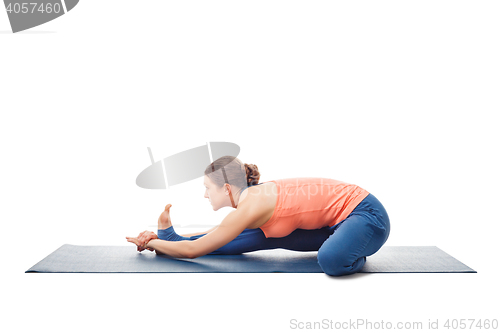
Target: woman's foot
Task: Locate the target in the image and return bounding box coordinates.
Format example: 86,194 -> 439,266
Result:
158,204 -> 173,229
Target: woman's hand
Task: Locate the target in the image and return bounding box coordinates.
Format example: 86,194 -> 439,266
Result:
126,203 -> 172,252
126,230 -> 158,252
126,236 -> 153,252
138,230 -> 158,245
158,204 -> 173,229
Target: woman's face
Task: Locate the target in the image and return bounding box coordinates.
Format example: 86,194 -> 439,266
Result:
204,175 -> 229,211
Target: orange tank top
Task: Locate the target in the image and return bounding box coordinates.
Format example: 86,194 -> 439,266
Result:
260,177 -> 370,238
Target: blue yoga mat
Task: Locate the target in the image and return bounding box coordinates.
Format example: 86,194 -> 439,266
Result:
25,245 -> 476,273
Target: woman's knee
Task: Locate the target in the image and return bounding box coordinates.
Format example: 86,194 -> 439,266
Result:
317,250 -> 364,276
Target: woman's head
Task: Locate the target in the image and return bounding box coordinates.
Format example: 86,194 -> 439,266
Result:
203,156 -> 260,210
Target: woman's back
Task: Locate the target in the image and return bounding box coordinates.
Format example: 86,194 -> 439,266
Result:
241,177 -> 369,238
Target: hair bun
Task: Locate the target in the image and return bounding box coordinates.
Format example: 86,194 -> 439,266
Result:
244,163 -> 260,186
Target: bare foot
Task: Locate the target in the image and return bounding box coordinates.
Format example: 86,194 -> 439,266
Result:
158,204 -> 173,229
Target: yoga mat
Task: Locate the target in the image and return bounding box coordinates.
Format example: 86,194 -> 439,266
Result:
26,245 -> 476,273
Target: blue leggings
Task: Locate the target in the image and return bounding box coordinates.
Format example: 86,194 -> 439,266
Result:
158,193 -> 390,276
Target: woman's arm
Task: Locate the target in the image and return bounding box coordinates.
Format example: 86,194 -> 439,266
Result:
146,239 -> 194,258
146,199 -> 262,258
126,236 -> 193,258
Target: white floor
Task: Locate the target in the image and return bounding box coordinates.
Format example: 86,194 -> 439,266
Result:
4,226 -> 495,333
15,268 -> 488,333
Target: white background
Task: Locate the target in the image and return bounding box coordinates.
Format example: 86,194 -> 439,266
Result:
1,1 -> 499,332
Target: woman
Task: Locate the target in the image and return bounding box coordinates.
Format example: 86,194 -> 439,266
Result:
126,156 -> 390,276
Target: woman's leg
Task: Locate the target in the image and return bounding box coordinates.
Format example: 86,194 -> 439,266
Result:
157,225 -> 333,255
316,193 -> 391,276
